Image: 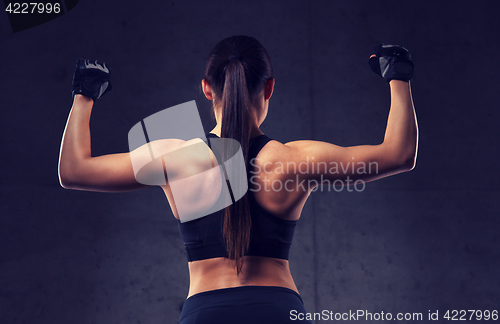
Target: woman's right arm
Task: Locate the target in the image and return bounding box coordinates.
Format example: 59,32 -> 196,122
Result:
282,79 -> 418,184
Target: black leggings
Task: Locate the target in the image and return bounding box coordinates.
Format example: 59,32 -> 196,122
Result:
178,286 -> 313,324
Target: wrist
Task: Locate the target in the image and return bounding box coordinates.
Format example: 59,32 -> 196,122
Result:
73,94 -> 94,105
72,94 -> 94,115
389,79 -> 410,89
74,93 -> 93,101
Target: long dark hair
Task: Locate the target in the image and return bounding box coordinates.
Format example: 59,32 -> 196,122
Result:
204,36 -> 273,273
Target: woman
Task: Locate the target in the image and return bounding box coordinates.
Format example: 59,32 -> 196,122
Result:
59,36 -> 418,323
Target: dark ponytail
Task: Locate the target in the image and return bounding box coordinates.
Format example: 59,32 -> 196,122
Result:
204,36 -> 273,273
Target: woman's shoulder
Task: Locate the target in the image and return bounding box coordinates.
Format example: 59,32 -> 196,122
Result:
253,138 -> 288,164
137,138 -> 215,182
256,137 -> 310,166
253,138 -> 312,177
250,138 -> 312,220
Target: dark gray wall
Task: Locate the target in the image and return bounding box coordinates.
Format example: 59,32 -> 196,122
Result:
1,1 -> 499,323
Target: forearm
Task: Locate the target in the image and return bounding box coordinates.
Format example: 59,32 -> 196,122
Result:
382,80 -> 418,168
58,95 -> 94,185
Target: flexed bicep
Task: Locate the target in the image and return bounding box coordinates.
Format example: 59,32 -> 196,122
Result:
285,140 -> 415,185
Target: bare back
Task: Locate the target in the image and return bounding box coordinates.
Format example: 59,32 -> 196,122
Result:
160,138 -> 310,298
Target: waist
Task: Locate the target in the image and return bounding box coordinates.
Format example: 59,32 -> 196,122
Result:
179,286 -> 307,324
185,285 -> 303,303
187,256 -> 298,298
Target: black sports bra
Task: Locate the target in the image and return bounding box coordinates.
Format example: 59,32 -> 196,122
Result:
177,134 -> 297,262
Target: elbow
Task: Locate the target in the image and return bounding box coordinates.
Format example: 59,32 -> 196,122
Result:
58,160 -> 70,189
59,178 -> 75,190
403,139 -> 418,172
59,170 -> 75,189
58,163 -> 81,190
382,144 -> 417,174
383,139 -> 418,173
401,154 -> 417,172
397,147 -> 417,172
59,181 -> 72,190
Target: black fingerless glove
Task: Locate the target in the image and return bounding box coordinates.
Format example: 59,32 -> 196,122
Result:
368,44 -> 414,83
72,58 -> 112,101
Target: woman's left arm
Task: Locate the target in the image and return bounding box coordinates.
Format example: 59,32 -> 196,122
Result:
58,94 -> 148,192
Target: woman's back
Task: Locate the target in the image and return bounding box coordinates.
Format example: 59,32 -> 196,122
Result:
163,133 -> 308,298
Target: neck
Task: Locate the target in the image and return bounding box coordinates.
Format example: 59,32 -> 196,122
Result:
210,106 -> 264,138
209,123 -> 263,138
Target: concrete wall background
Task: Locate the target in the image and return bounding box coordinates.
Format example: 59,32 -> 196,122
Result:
1,1 -> 499,323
